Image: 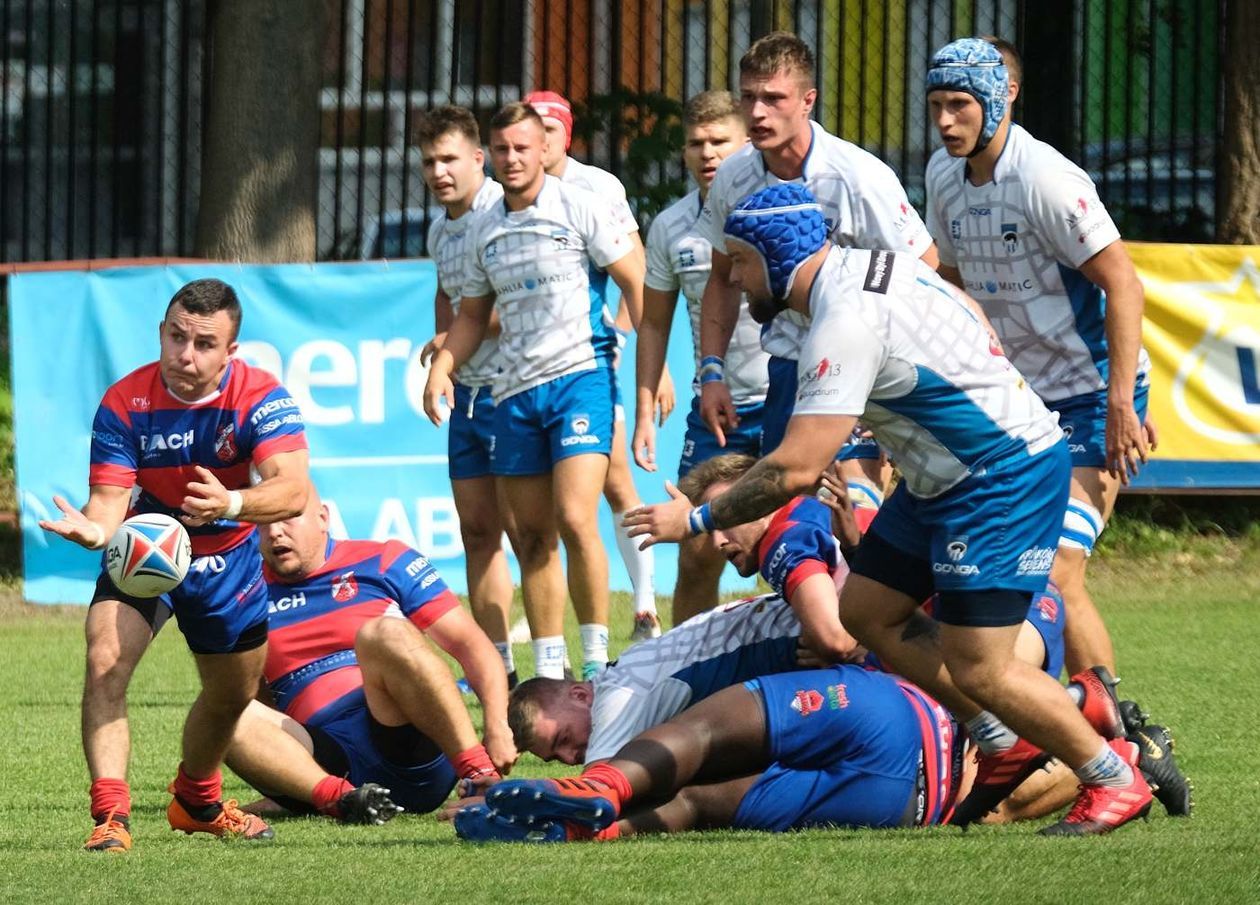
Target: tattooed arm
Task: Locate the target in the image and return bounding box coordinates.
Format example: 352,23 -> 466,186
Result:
623,413 -> 857,546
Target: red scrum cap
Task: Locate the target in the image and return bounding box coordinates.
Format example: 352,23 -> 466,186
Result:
524,90 -> 573,149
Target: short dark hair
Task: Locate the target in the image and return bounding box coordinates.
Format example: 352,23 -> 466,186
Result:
740,31 -> 816,87
489,101 -> 545,134
416,104 -> 481,148
507,677 -> 574,752
676,452 -> 758,504
684,90 -> 742,129
165,278 -> 242,341
982,35 -> 1023,88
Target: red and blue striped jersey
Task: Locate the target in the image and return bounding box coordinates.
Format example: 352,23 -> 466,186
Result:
88,360 -> 307,555
262,538 -> 461,724
756,496 -> 846,600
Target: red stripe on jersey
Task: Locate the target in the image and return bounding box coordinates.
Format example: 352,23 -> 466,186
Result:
89,462 -> 137,487
755,497 -> 810,568
264,599 -> 396,682
378,540 -> 414,572
783,560 -> 830,600
408,588 -> 460,631
253,432 -> 308,463
287,666 -> 365,723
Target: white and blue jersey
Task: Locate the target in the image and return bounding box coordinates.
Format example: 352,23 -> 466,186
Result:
924,123 -> 1151,405
584,594 -> 802,763
462,175 -> 633,402
428,177 -> 505,388
794,247 -> 1063,499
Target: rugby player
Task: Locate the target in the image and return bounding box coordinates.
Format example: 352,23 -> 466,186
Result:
696,32 -> 934,501
624,184 -> 1153,835
923,37 -> 1151,680
225,490 -> 515,820
422,102 -> 643,681
40,278 -> 310,850
417,105 -> 519,688
632,90 -> 770,622
526,89 -> 666,642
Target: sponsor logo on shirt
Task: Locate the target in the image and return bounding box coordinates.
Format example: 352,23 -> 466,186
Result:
250,397 -> 299,425
405,556 -> 432,577
140,429 -> 195,454
1036,591 -> 1059,621
826,683 -> 850,709
332,571 -> 359,603
420,571 -> 440,589
484,239 -> 499,262
790,689 -> 825,717
268,592 -> 307,613
257,413 -> 303,438
799,357 -> 842,386
1018,547 -> 1057,578
968,207 -> 991,216
863,251 -> 894,294
92,430 -> 129,450
1061,424 -> 1086,454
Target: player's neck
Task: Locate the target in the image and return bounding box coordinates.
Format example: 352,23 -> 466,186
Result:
504,173 -> 546,211
545,156 -> 568,179
761,124 -> 813,181
964,119 -> 1012,187
444,175 -> 483,220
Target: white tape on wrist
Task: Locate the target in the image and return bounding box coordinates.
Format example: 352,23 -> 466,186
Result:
224,490 -> 244,520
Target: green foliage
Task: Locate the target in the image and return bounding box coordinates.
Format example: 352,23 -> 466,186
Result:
1099,494 -> 1260,558
571,88 -> 688,225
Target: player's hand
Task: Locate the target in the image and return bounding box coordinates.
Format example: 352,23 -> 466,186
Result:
37,495 -> 107,549
631,414 -> 657,472
699,380 -> 737,447
816,465 -> 862,550
422,370 -> 455,427
622,481 -> 693,549
181,466 -> 232,527
655,368 -> 676,426
1143,411 -> 1159,451
437,794 -> 486,822
1105,399 -> 1148,486
484,730 -> 518,777
420,332 -> 447,366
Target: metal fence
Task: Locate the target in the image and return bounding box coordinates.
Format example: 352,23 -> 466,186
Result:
0,0 -> 1224,265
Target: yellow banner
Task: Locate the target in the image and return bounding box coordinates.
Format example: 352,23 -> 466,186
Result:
1129,243 -> 1260,488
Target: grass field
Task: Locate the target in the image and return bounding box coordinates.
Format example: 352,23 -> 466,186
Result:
1,538 -> 1259,905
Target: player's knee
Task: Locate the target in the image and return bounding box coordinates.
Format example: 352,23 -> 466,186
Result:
459,516 -> 505,557
83,642 -> 139,697
354,615 -> 414,663
511,524 -> 556,566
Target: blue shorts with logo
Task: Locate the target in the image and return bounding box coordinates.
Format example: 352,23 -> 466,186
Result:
307,689 -> 457,814
733,666 -> 923,831
449,382 -> 497,481
761,355 -> 880,461
92,531 -> 269,655
491,368 -> 615,476
678,396 -> 764,477
1049,380 -> 1150,469
862,441 -> 1071,614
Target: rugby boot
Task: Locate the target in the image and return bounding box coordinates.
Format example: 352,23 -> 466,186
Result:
486,777 -> 619,830
1040,738 -> 1153,835
1067,666 -> 1125,739
167,793 -> 275,840
84,811 -> 131,853
336,783 -> 404,825
1129,724 -> 1193,817
949,738 -> 1052,827
1119,699 -> 1150,735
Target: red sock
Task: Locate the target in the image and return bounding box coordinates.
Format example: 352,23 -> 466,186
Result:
452,744 -> 498,782
312,775 -> 355,817
89,778 -> 131,822
172,763 -> 222,808
579,763 -> 632,811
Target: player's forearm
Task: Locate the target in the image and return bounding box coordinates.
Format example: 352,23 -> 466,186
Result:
451,635 -> 511,734
82,486 -> 134,537
634,312 -> 671,411
441,308 -> 492,371
709,455 -> 808,528
699,264 -> 740,359
791,574 -> 861,663
1104,279 -> 1144,405
238,471 -> 309,523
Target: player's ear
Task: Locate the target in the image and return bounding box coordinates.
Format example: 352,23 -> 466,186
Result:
571,682 -> 592,704
1007,78 -> 1020,107
226,339 -> 240,359
801,86 -> 818,114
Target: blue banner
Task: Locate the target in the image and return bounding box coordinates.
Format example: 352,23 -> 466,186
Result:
10,261 -> 754,604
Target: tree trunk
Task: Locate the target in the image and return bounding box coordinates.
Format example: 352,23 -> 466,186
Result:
195,0 -> 330,262
1217,0 -> 1260,243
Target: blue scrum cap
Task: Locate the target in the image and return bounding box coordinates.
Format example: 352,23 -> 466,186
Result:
723,183 -> 828,300
925,37 -> 1009,153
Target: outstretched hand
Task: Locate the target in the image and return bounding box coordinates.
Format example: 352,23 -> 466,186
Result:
37,495 -> 106,549
621,481 -> 694,549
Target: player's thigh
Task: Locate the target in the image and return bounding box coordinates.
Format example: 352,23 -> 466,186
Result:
238,699 -> 316,753
84,596 -> 161,679
1070,465 -> 1121,524
553,453 -> 610,534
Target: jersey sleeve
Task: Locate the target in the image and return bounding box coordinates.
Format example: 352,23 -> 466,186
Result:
1024,166 -> 1121,269
852,160 -> 934,255
244,385 -> 308,463
793,298 -> 885,417
644,214 -> 680,293
577,192 -> 635,270
88,387 -> 138,487
379,541 -> 461,630
427,218 -> 449,294
701,171 -> 735,254
758,509 -> 838,599
923,153 -> 959,268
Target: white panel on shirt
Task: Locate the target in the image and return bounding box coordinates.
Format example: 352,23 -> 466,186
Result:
703,120 -> 933,359
924,124 -> 1150,402
463,176 -> 633,401
427,177 -> 504,387
645,190 -> 769,405
793,248 -> 1062,499
560,156 -> 639,234
584,594 -> 800,764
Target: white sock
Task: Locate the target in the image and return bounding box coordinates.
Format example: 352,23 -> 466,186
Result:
494,641 -> 515,675
964,711 -> 1020,755
1075,740 -> 1134,788
579,623 -> 609,668
532,635 -> 567,679
614,514 -> 656,614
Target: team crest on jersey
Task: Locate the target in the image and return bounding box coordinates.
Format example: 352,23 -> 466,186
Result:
215,423 -> 238,462
678,248 -> 696,268
551,229 -> 570,250
332,571 -> 359,602
791,689 -> 824,717
132,396 -> 151,411
826,683 -> 850,710
484,239 -> 499,262
1002,222 -> 1018,253
950,219 -> 962,241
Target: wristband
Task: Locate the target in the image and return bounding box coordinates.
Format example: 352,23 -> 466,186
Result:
224,490 -> 244,520
698,355 -> 725,384
84,522 -> 106,550
687,503 -> 716,536
699,370 -> 726,385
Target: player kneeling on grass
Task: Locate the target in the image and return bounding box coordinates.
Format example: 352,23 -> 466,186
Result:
223,489 -> 516,822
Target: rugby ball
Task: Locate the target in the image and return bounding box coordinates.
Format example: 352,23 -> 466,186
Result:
106,514 -> 192,598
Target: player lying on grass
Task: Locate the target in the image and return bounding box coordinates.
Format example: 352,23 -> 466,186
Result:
224,489 -> 516,822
